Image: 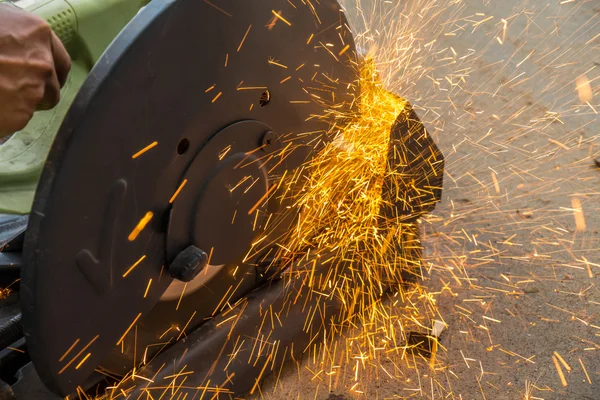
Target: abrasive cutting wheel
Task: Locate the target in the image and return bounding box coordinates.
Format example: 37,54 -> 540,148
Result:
0,0 -> 444,398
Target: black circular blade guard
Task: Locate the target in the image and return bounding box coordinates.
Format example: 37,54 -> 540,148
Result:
21,0 -> 357,396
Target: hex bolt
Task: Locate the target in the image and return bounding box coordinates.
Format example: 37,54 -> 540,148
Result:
260,131 -> 276,152
169,245 -> 208,282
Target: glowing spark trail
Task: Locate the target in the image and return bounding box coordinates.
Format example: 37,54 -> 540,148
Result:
92,0 -> 600,398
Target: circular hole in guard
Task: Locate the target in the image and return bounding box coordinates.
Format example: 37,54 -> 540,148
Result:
260,90 -> 271,107
177,138 -> 190,155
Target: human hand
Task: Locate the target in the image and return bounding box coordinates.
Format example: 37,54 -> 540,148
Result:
0,4 -> 71,137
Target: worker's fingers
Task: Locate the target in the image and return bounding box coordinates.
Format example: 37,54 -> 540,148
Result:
37,33 -> 70,110
50,31 -> 71,87
0,109 -> 32,136
6,82 -> 45,133
37,67 -> 61,111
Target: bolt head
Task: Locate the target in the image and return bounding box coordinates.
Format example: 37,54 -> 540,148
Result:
169,245 -> 208,282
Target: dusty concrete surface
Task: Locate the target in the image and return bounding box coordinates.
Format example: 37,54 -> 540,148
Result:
248,0 -> 600,399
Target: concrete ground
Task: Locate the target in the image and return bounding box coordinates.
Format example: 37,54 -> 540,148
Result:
250,0 -> 600,399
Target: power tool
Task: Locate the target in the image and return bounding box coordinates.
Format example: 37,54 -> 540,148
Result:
0,0 -> 444,397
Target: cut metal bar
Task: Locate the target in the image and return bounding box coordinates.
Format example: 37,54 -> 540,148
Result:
125,259 -> 342,397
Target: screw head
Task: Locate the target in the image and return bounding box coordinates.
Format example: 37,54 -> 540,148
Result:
260,131 -> 277,152
169,245 -> 208,282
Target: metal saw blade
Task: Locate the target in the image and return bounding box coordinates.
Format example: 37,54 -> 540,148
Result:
21,0 -> 358,396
